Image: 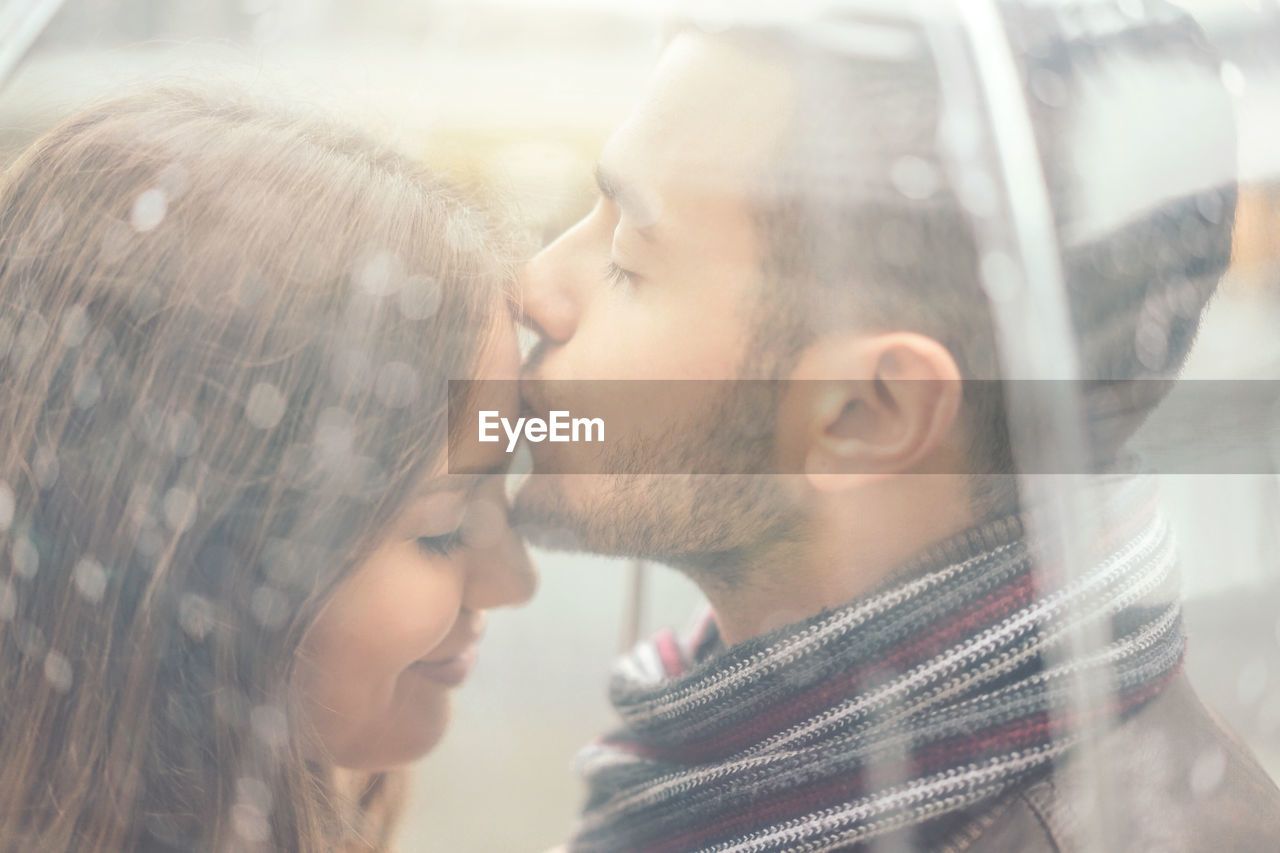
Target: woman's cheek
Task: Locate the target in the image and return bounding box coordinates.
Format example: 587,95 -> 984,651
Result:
294,543 -> 463,750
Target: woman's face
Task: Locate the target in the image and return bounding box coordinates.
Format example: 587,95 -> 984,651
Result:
292,319 -> 535,771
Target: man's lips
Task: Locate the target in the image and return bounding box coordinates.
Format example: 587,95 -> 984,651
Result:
408,646 -> 478,688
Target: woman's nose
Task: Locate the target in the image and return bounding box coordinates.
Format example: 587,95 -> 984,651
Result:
463,502 -> 538,610
518,225 -> 589,348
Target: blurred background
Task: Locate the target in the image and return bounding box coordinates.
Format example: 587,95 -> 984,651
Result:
1,1 -> 1277,850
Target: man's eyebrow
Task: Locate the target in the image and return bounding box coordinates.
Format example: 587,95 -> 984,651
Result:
595,163 -> 657,236
594,163 -> 621,202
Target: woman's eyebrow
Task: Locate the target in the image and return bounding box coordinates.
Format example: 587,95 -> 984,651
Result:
416,462 -> 509,498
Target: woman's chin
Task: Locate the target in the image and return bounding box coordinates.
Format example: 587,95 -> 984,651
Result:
326,691 -> 453,772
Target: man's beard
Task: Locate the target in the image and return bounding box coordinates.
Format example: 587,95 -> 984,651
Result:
511,378 -> 804,579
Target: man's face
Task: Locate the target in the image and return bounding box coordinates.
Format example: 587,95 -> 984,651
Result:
514,33 -> 802,565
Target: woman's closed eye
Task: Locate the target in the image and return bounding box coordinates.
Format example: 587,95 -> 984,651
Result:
416,529 -> 465,556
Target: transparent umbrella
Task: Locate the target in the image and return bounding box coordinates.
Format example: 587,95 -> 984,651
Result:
0,1 -> 1275,851
0,0 -> 67,85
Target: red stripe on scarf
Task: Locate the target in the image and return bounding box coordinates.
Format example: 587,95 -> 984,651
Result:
646,571 -> 1039,764
619,661 -> 1183,853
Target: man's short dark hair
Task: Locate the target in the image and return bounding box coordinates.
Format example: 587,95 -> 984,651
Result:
681,2 -> 1237,510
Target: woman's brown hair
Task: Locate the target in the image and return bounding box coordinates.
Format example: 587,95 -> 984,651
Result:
0,87 -> 512,851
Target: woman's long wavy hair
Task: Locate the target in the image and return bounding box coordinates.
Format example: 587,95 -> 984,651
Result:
0,88 -> 511,851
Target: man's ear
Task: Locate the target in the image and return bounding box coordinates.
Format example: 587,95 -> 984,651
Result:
776,332 -> 964,492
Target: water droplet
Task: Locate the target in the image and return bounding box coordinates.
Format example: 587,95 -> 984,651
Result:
0,580 -> 15,621
245,382 -> 286,430
444,213 -> 483,251
12,535 -> 39,579
16,622 -> 46,657
889,156 -> 940,201
250,585 -> 289,630
314,407 -> 355,459
421,491 -> 468,538
231,802 -> 270,843
131,188 -> 168,233
178,593 -> 215,640
1030,68 -> 1068,108
43,650 -> 73,693
250,704 -> 288,748
33,446 -> 58,490
1196,190 -> 1225,225
1189,747 -> 1225,796
940,110 -> 982,160
72,369 -> 102,410
980,251 -> 1022,304
163,487 -> 198,533
375,361 -> 418,409
398,275 -> 441,321
214,687 -> 249,728
1220,62 -> 1246,98
262,539 -> 305,589
134,521 -> 165,559
59,305 -> 90,348
355,250 -> 403,297
132,399 -> 165,444
0,481 -> 13,531
235,776 -> 273,812
14,311 -> 50,370
72,557 -> 108,604
167,412 -> 201,457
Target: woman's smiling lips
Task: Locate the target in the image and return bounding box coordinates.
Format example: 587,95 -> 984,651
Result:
408,646 -> 478,688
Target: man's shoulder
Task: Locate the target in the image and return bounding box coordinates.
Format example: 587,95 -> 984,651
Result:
942,675 -> 1280,852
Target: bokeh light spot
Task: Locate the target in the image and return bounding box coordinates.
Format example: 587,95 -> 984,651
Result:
12,535 -> 39,580
72,557 -> 108,605
0,481 -> 13,531
43,650 -> 73,693
163,487 -> 198,533
246,382 -> 287,430
130,187 -> 168,233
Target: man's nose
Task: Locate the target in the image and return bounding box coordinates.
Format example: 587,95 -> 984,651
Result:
518,230 -> 585,347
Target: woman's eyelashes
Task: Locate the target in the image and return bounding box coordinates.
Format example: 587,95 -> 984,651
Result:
416,528 -> 465,556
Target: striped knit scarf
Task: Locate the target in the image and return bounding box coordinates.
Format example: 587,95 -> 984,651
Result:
571,481 -> 1184,853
